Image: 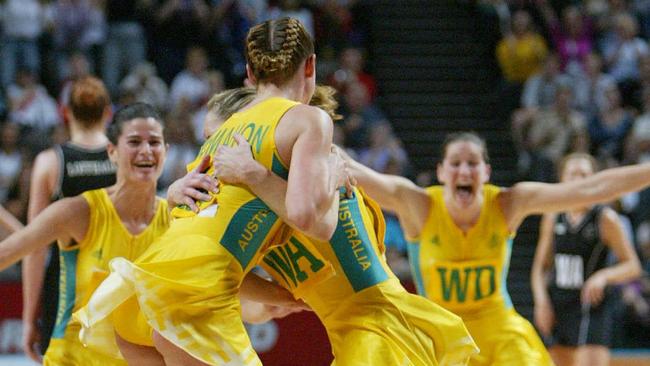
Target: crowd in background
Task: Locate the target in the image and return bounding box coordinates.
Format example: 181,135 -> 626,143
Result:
481,0 -> 650,347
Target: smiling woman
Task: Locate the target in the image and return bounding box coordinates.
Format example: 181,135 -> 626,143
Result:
0,103 -> 170,366
345,130 -> 650,365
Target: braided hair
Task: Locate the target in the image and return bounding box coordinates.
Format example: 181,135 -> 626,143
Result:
246,17 -> 314,86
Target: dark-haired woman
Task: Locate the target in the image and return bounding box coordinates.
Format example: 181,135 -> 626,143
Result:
0,103 -> 168,366
345,131 -> 650,365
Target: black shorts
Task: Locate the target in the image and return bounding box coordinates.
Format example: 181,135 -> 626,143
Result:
549,295 -> 612,347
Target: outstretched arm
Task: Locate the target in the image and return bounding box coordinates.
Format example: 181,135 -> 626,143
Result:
339,147 -> 430,239
531,213 -> 556,337
0,198 -> 86,271
503,163 -> 650,230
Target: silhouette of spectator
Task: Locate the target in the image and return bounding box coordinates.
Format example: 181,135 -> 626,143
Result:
573,52 -> 617,117
119,62 -> 169,112
588,83 -> 634,163
169,46 -> 211,111
521,53 -> 570,108
536,1 -> 594,77
102,0 -> 151,98
0,0 -> 45,88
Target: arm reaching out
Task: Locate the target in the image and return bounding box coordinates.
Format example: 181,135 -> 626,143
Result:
336,146 -> 430,239
504,162 -> 650,230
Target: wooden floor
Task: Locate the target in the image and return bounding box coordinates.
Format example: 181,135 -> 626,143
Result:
611,351 -> 650,366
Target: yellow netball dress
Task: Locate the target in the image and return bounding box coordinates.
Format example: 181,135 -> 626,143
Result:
76,97 -> 298,366
261,188 -> 478,366
44,189 -> 168,366
408,184 -> 553,366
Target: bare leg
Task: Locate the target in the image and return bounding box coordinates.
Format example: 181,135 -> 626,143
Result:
549,345 -> 578,366
152,331 -> 211,366
115,332 -> 166,366
577,345 -> 609,366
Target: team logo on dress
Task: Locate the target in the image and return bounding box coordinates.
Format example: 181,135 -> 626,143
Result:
431,235 -> 440,246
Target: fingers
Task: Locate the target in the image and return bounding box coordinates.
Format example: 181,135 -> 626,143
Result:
233,133 -> 251,147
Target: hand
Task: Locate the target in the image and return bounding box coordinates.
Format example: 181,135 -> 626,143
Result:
22,320 -> 42,363
533,298 -> 555,337
329,146 -> 356,198
166,155 -> 218,212
581,272 -> 607,306
214,134 -> 265,185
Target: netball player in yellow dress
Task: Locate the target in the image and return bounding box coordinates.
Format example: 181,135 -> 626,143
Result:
341,132 -> 650,365
76,17 -> 342,366
0,103 -> 170,366
201,86 -> 478,365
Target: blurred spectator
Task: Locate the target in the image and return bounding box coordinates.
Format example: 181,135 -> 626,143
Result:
496,9 -> 548,85
102,0 -> 151,98
151,0 -> 210,84
329,47 -> 378,100
312,0 -> 354,58
627,87 -> 650,164
341,81 -> 387,150
158,109 -> 198,194
495,9 -> 547,117
332,122 -> 357,160
169,46 -> 211,111
119,62 -> 169,112
573,52 -> 617,117
58,52 -> 92,107
601,13 -> 649,83
521,53 -> 569,108
633,0 -> 650,39
358,122 -> 409,174
536,1 -> 594,77
588,83 -> 634,163
0,123 -> 23,203
48,0 -> 107,83
6,68 -> 61,152
0,0 -> 46,88
512,82 -> 589,181
191,69 -> 225,142
267,0 -> 314,37
207,0 -> 266,82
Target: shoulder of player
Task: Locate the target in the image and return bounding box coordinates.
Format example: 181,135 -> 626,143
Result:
30,147 -> 60,189
54,195 -> 90,216
284,104 -> 332,130
32,148 -> 59,173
